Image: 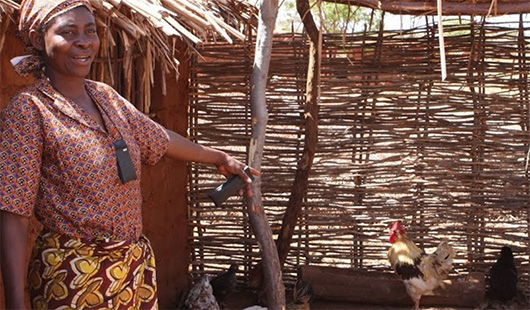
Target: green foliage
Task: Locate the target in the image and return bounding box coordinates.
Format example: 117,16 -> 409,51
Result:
276,0 -> 382,34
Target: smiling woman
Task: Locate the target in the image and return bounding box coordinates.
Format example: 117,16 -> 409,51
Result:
36,6 -> 99,80
30,6 -> 107,131
0,0 -> 258,309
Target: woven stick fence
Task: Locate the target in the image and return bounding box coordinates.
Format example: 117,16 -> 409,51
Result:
189,18 -> 530,297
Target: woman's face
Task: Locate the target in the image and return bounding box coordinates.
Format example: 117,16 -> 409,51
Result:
40,6 -> 99,80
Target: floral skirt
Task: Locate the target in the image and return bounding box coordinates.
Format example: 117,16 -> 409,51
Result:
28,230 -> 158,310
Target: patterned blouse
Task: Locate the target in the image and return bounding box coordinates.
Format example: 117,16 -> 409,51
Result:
0,78 -> 169,241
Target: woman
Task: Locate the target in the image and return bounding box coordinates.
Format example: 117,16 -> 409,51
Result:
0,1 -> 257,309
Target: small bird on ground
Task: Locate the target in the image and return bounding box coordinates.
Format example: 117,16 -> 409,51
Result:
184,276 -> 220,310
488,246 -> 518,302
210,264 -> 238,307
242,280 -> 314,310
288,280 -> 313,310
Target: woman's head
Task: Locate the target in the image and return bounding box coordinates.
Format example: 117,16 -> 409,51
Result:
14,0 -> 98,78
31,6 -> 99,81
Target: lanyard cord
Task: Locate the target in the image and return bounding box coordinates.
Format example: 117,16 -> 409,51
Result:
89,91 -> 125,142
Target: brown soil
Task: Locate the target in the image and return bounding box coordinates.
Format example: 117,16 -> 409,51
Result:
220,289 -> 476,310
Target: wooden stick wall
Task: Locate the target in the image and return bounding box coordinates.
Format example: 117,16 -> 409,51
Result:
189,19 -> 530,298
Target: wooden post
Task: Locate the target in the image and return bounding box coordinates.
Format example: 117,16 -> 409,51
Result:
275,0 -> 321,269
300,265 -> 485,308
247,0 -> 285,309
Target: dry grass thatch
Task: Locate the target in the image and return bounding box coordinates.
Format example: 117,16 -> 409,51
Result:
328,0 -> 530,16
0,0 -> 17,20
0,0 -> 257,112
0,1 -> 17,57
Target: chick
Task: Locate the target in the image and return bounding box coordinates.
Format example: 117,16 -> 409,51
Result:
210,264 -> 238,307
184,276 -> 220,310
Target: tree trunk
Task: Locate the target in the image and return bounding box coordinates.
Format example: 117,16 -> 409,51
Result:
247,0 -> 285,309
275,0 -> 321,268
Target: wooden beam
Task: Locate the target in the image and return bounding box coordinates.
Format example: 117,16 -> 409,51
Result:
300,265 -> 485,308
329,0 -> 530,16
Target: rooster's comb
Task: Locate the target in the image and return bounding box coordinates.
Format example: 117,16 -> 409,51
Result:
390,220 -> 405,232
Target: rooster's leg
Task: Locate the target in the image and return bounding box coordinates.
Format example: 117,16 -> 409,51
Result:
412,297 -> 421,310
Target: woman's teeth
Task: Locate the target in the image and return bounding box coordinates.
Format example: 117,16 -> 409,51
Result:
73,56 -> 90,62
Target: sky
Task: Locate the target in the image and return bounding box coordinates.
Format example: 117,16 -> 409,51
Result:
267,0 -> 529,33
383,12 -> 528,31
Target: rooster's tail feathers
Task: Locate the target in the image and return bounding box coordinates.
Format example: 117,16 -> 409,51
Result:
433,241 -> 455,276
435,241 -> 455,262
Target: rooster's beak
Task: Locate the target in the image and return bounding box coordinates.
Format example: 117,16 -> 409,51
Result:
389,232 -> 397,244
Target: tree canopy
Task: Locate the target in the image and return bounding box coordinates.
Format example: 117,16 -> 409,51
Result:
277,0 -> 382,33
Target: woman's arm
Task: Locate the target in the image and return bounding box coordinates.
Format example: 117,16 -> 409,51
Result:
164,129 -> 259,196
0,211 -> 29,309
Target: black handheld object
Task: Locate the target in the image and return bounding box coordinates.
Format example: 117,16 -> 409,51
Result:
113,139 -> 137,184
209,166 -> 254,207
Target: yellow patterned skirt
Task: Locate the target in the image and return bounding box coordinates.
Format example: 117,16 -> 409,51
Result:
28,230 -> 158,310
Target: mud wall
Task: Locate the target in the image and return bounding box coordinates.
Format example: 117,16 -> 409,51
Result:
0,21 -> 190,309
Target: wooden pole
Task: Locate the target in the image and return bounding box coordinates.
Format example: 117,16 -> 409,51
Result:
300,265 -> 485,308
247,0 -> 285,309
275,0 -> 321,268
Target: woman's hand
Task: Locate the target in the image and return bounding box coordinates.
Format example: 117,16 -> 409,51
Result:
164,129 -> 260,196
0,211 -> 30,309
214,154 -> 260,197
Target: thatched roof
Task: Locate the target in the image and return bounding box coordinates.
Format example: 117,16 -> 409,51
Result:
1,0 -> 256,59
0,0 -> 16,21
0,0 -> 257,111
327,0 -> 530,15
0,0 -> 256,40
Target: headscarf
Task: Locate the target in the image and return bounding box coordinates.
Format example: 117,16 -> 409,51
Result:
11,0 -> 94,77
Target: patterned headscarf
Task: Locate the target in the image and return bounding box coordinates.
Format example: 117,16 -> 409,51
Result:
11,0 -> 93,77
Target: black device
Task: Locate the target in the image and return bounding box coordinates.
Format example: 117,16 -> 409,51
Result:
113,139 -> 137,184
209,166 -> 254,207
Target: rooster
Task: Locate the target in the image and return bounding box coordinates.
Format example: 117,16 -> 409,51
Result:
387,220 -> 454,310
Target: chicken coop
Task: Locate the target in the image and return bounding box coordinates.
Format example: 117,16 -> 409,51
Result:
187,0 -> 530,306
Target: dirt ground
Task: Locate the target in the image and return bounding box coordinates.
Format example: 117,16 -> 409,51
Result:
221,289 -> 479,310
226,299 -> 474,310
217,288 -> 530,310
